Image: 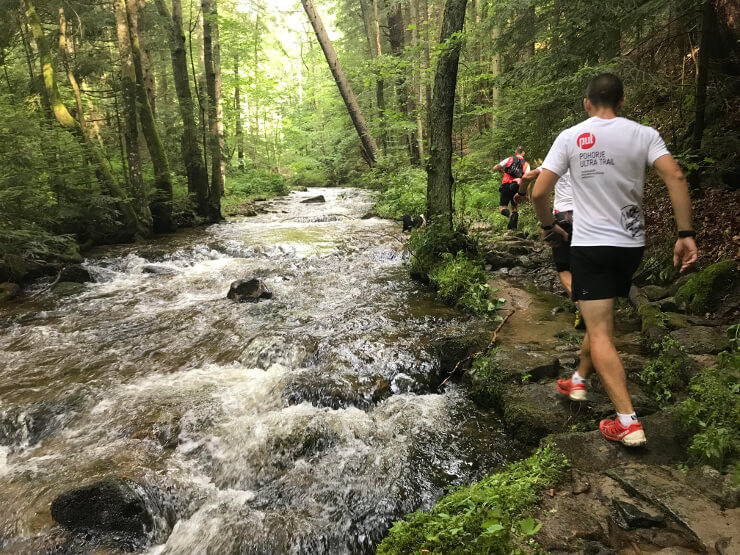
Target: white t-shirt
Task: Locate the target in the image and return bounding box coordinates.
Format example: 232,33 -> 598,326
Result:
536,167 -> 574,213
541,116 -> 670,247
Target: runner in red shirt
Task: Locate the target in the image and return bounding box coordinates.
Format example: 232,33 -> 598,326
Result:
493,146 -> 530,230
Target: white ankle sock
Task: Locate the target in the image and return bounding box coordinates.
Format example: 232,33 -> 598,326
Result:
571,371 -> 587,385
617,412 -> 638,427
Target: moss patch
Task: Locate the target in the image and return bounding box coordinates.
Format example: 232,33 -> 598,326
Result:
676,260 -> 737,314
377,446 -> 570,555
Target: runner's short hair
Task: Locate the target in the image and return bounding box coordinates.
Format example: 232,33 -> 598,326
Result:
586,73 -> 624,109
515,145 -> 525,154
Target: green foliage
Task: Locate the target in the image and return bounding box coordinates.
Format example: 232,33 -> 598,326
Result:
676,260 -> 737,314
640,337 -> 688,405
228,169 -> 290,198
0,93 -> 121,258
368,166 -> 426,220
377,445 -> 569,555
288,160 -> 328,189
430,252 -> 506,317
681,361 -> 740,470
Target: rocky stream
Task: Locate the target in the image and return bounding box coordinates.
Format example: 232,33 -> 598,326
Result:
0,188 -> 738,554
0,189 -> 521,553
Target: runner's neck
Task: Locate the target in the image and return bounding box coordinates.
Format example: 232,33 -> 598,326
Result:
586,107 -> 618,119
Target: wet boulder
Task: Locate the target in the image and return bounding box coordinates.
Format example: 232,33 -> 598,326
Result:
301,195 -> 325,203
58,265 -> 92,283
227,278 -> 272,302
50,478 -> 163,538
141,264 -> 178,275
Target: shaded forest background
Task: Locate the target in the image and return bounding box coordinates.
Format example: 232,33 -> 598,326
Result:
0,0 -> 738,276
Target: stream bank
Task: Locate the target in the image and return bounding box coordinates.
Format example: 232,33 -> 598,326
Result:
382,227 -> 739,554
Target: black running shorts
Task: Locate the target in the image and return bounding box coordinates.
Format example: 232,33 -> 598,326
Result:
499,182 -> 519,208
552,211 -> 573,272
570,246 -> 644,301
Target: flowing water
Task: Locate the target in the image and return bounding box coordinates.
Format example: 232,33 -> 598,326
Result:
0,188 -> 522,554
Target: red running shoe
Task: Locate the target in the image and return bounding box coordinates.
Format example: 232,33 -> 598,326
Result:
556,377 -> 587,401
599,418 -> 647,447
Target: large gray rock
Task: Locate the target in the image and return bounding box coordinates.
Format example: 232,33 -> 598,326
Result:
669,326 -> 730,354
688,465 -> 740,509
547,410 -> 689,472
50,478 -> 169,538
301,195 -> 325,203
492,345 -> 560,382
227,278 -> 272,302
606,464 -> 740,554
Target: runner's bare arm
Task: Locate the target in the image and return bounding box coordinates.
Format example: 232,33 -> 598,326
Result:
519,168 -> 541,191
653,154 -> 698,272
493,163 -> 504,172
532,169 -> 558,223
532,169 -> 568,242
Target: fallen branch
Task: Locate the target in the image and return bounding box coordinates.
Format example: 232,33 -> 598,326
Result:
439,308 -> 516,387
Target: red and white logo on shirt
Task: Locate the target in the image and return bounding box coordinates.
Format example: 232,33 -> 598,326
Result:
577,132 -> 596,149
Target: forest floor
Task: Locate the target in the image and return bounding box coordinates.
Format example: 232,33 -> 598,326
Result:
458,230 -> 740,554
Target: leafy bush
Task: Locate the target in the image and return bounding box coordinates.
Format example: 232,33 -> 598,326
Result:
228,169 -> 290,197
681,363 -> 740,470
640,337 -> 688,406
377,445 -> 569,555
430,252 -> 505,317
371,167 -> 426,220
289,160 -> 328,189
407,222 -> 478,280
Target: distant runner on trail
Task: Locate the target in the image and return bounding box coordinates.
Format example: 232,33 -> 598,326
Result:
532,73 -> 697,447
493,146 -> 530,230
516,167 -> 585,329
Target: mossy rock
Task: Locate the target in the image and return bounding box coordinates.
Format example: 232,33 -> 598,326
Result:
638,302 -> 668,344
676,260 -> 738,314
663,312 -> 691,330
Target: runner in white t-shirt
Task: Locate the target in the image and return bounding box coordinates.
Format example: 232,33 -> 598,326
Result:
517,168 -> 580,323
531,73 -> 698,447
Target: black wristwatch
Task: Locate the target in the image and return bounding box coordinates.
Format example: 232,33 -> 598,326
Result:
517,190 -> 527,196
541,222 -> 555,231
678,230 -> 696,238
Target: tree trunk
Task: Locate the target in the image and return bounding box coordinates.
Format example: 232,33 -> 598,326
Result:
202,0 -> 222,220
387,2 -> 420,165
125,0 -> 175,232
689,0 -> 714,191
426,0 -> 467,228
115,0 -> 151,230
359,0 -> 386,154
301,0 -> 379,166
155,0 -> 209,216
235,52 -> 244,170
24,0 -> 142,238
410,0 -> 425,157
137,0 -> 156,116
212,4 -> 225,195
